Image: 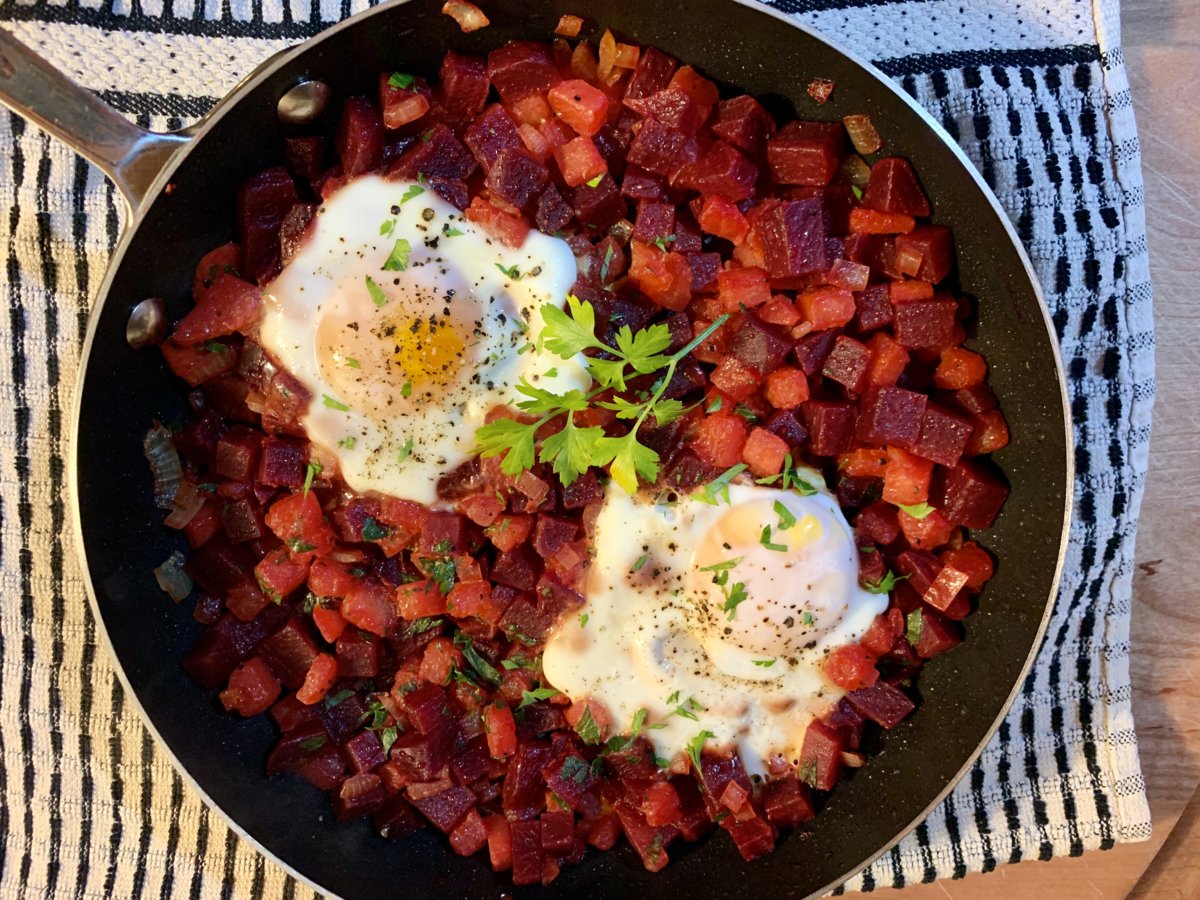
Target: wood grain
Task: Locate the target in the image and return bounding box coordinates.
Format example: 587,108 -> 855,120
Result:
839,1 -> 1200,896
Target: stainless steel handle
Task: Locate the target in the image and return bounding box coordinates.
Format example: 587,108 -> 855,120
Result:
0,26 -> 189,215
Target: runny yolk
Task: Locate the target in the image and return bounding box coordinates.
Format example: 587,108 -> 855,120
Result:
387,314 -> 466,392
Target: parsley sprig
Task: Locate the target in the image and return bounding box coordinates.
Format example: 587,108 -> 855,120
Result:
475,296 -> 730,492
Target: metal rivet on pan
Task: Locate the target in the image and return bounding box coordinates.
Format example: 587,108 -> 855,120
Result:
126,297 -> 167,349
277,79 -> 331,126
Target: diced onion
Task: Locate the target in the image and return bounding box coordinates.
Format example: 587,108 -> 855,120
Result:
154,550 -> 193,603
608,218 -> 634,245
555,14 -> 584,37
613,43 -> 640,70
597,29 -> 617,80
841,751 -> 866,768
827,258 -> 871,292
570,42 -> 598,81
164,480 -> 205,529
843,114 -> 883,155
143,422 -> 183,511
441,0 -> 489,33
839,154 -> 872,188
895,244 -> 924,277
806,77 -> 835,105
406,776 -> 455,801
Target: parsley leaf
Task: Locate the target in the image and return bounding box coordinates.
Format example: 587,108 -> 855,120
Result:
403,617 -> 443,638
685,730 -> 716,773
361,517 -> 391,542
517,687 -> 561,710
559,754 -> 593,784
574,707 -> 602,744
851,184 -> 864,200
422,557 -> 457,595
382,239 -> 412,271
539,294 -> 601,357
696,464 -> 748,505
379,726 -> 399,756
298,734 -> 327,752
397,436 -> 414,463
759,525 -> 788,552
443,225 -> 464,237
344,357 -> 361,368
722,582 -> 749,620
379,219 -> 396,237
501,655 -> 539,672
585,173 -> 604,188
454,631 -> 502,686
337,436 -> 357,450
322,394 -> 350,411
898,502 -> 937,520
401,381 -> 413,398
387,71 -> 415,89
286,538 -> 316,553
579,612 -> 589,628
706,396 -> 723,413
755,453 -> 822,495
400,183 -> 424,203
302,461 -> 322,497
774,500 -> 798,530
650,234 -> 676,251
364,275 -> 389,308
495,263 -> 522,280
864,570 -> 908,594
753,658 -> 776,668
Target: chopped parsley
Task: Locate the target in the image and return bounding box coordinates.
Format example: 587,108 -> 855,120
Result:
379,218 -> 396,237
443,224 -> 464,238
599,244 -> 616,282
387,71 -> 415,89
344,357 -> 361,368
400,183 -> 425,203
453,631 -> 502,685
364,274 -> 389,308
302,461 -> 322,497
669,697 -> 704,722
632,553 -> 649,572
422,557 -> 457,595
379,726 -> 399,756
722,582 -> 749,620
864,570 -> 908,594
500,655 -> 539,672
898,502 -> 937,520
397,437 -> 414,463
286,538 -> 316,553
574,707 -> 601,744
801,611 -> 815,627
696,464 -> 748,506
756,453 -> 821,495
323,688 -> 354,709
759,525 -> 788,552
322,394 -> 350,411
685,730 -> 716,773
495,263 -> 522,280
603,707 -> 650,755
706,396 -> 723,413
733,403 -> 759,424
517,686 -> 561,710
201,339 -> 227,354
298,734 -> 327,752
360,517 -> 391,542
559,754 -> 593,784
382,238 -> 412,271
401,381 -> 413,398
753,658 -> 776,667
774,500 -> 797,530
579,612 -> 589,628
851,184 -> 864,200
585,173 -> 604,188
337,436 -> 357,450
402,617 -> 443,638
650,234 -> 676,251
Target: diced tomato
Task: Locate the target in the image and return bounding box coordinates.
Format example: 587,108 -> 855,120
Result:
255,550 -> 310,602
485,515 -> 533,553
192,241 -> 242,302
629,242 -> 693,311
710,355 -> 759,402
964,409 -> 1010,456
889,280 -> 934,304
459,493 -> 505,527
394,579 -> 447,620
798,286 -> 855,330
757,296 -> 802,328
172,273 -> 263,345
934,347 -> 988,390
484,704 -> 518,758
447,581 -> 508,625
553,135 -> 607,187
898,507 -> 955,549
642,781 -> 681,827
564,697 -> 612,740
670,65 -> 719,119
484,815 -> 513,871
419,636 -> 463,684
342,578 -> 397,636
311,604 -> 348,643
547,79 -> 609,136
848,208 -> 916,235
941,541 -> 994,590
764,366 -> 810,409
296,653 -> 338,705
717,266 -> 771,311
465,195 -> 530,248
450,809 -> 489,857
860,612 -> 902,657
883,446 -> 934,505
824,643 -> 879,691
510,93 -> 552,126
865,332 -> 910,388
220,657 -> 281,716
741,427 -> 789,478
691,411 -> 748,469
841,447 -> 888,478
699,196 -> 750,244
308,557 -> 358,598
265,490 -> 337,557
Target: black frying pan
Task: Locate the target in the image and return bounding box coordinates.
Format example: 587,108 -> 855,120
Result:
0,2 -> 1073,896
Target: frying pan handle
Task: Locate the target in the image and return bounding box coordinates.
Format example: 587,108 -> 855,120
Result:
0,27 -> 188,215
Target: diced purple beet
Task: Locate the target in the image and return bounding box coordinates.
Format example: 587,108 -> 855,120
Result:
696,752 -> 752,814
828,696 -> 866,750
491,545 -> 542,592
626,86 -> 706,135
535,185 -> 573,233
392,123 -> 477,180
758,197 -> 828,279
284,136 -> 326,181
321,691 -> 371,745
255,436 -> 305,488
863,157 -> 931,217
427,176 -> 469,210
728,312 -> 792,375
799,719 -> 844,791
418,511 -> 469,554
633,200 -> 675,244
214,426 -> 262,482
854,284 -> 893,332
671,211 -> 703,252
174,408 -> 226,468
664,449 -> 720,489
450,737 -> 492,786
463,103 -> 522,173
373,792 -> 423,839
333,772 -> 387,821
192,592 -> 223,625
487,41 -> 558,104
801,400 -> 856,456
409,785 -> 476,833
765,408 -> 810,446
343,729 -> 387,774
220,497 -> 264,544
335,629 -> 380,678
686,251 -> 721,291
499,596 -> 553,646
670,775 -> 711,840
560,470 -> 600,509
613,800 -> 678,872
278,203 -> 316,265
541,810 -> 574,854
822,335 -> 871,393
712,95 -> 774,156
621,164 -> 666,200
895,549 -> 942,596
509,819 -> 544,886
403,684 -> 452,735
296,745 -> 344,791
721,814 -> 777,863
896,225 -> 954,283
847,681 -> 916,729
259,616 -> 319,689
532,515 -> 578,558
763,775 -> 815,827
591,235 -> 628,283
391,729 -> 455,781
186,541 -> 250,594
626,118 -> 698,178
439,50 -> 490,119
266,721 -> 329,773
679,141 -> 758,202
838,475 -> 881,509
950,383 -> 999,415
237,167 -> 298,284
911,403 -> 973,467
485,148 -> 549,213
767,122 -> 845,186
625,46 -> 677,100
856,501 -> 900,545
182,623 -> 243,689
503,741 -> 556,818
569,175 -> 625,230
542,751 -> 599,810
856,386 -> 928,447
932,459 -> 1010,529
535,576 -> 584,621
893,298 -> 959,350
336,97 -> 384,178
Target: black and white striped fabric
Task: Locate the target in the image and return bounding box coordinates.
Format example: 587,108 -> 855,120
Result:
0,0 -> 1153,895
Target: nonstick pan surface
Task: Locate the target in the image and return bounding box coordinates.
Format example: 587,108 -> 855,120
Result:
39,1 -> 1074,896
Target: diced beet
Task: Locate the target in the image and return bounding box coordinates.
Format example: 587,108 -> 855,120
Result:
439,51 -> 490,119
798,719 -> 843,791
764,775 -> 815,827
259,616 -> 319,689
914,607 -> 963,658
626,119 -> 698,178
451,738 -> 492,786
758,198 -> 828,279
220,497 -> 265,544
932,459 -> 1010,529
569,174 -> 625,230
764,408 -> 810,447
679,141 -> 758,202
278,203 -> 316,265
633,200 -> 675,244
499,596 -> 553,646
463,103 -> 522,172
485,148 -> 549,213
895,225 -> 954,283
410,785 -> 476,833
838,475 -> 880,509
728,312 -> 792,375
419,511 -> 468,554
391,729 -> 456,782
335,629 -> 380,678
621,164 -> 666,201
214,426 -> 262,482
863,157 -> 930,217
509,819 -> 544,886
613,800 -> 677,872
343,729 -> 387,774
543,751 -> 598,810
392,123 -> 477,180
854,284 -> 893,332
236,167 -> 298,284
404,684 -> 453,734
822,335 -> 871,393
893,298 -> 959,350
256,436 -> 305,488
721,814 -> 777,862
696,751 -> 752,816
535,185 -> 573,234
712,95 -> 774,156
266,720 -> 329,774
186,542 -> 250,593
532,515 -> 578,558
540,810 -> 574,854
182,623 -> 243,689
671,212 -> 702,252
911,404 -> 973,467
489,40 -> 559,103
332,772 -> 387,821
428,176 -> 469,210
856,386 -> 928,447
856,501 -> 900,545
319,690 -> 370,746
559,471 -> 600,510
895,549 -> 942,595
284,136 -> 325,182
625,87 -> 707,134
668,775 -> 711,841
503,741 -> 556,819
801,400 -> 856,456
491,545 -> 541,592
847,681 -> 916,728
951,383 -> 998,415
767,122 -> 845,186
516,701 -> 567,740
336,97 -> 384,178
686,251 -> 721,291
828,697 -> 866,750
174,408 -> 226,467
625,47 -> 678,100
373,793 -> 423,839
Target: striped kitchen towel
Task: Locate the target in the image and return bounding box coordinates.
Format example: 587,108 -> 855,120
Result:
0,0 -> 1153,896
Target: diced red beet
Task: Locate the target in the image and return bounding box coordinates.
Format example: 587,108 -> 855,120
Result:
410,785 -> 477,833
828,697 -> 866,750
284,136 -> 326,181
838,475 -> 881,509
895,225 -> 954,283
463,103 -> 522,172
278,203 -> 316,265
895,549 -> 942,596
259,616 -> 319,689
801,400 -> 856,456
427,176 -> 469,210
696,752 -> 752,816
856,501 -> 900,545
487,41 -> 558,104
668,775 -> 711,841
485,148 -> 549,213
625,87 -> 707,135
625,47 -> 678,100
626,119 -> 698,178
531,515 -> 578,558
213,426 -> 262,482
373,793 -> 423,839
712,95 -> 774,155
182,623 -> 244,689
846,681 -> 916,729
613,800 -> 677,872
822,335 -> 871,393
764,775 -> 815,827
686,251 -> 721,292
856,386 -> 928,447
758,198 -> 828,279
220,497 -> 265,544
255,436 -> 305,488
863,157 -> 931,217
503,741 -> 556,819
793,329 -> 838,376
632,200 -> 675,244
764,409 -> 810,447
767,122 -> 845,186
236,167 -> 297,284
185,541 -> 250,594
332,772 -> 387,821
892,298 -> 959,350
343,729 -> 387,774
321,692 -> 371,745
542,751 -> 598,811
727,312 -> 792,376
451,738 -> 492,786
951,383 -> 999,416
569,175 -> 625,230
540,810 -> 574,854
721,814 -> 777,862
911,403 -> 973,467
266,720 -> 329,773
390,729 -> 456,782
392,123 -> 477,180
621,164 -> 666,200
499,596 -> 553,646
336,97 -> 384,178
509,819 -> 544,885
418,511 -> 468,554
535,185 -> 573,234
932,459 -> 1009,529
854,284 -> 894,332
491,545 -> 542,592
335,629 -> 381,678
798,719 -> 844,790
914,608 -> 963,658
679,141 -> 758,202
439,51 -> 490,119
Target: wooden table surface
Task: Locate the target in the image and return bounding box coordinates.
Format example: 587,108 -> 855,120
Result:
844,1 -> 1200,897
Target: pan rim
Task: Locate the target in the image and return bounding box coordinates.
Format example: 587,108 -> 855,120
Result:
67,1 -> 1075,895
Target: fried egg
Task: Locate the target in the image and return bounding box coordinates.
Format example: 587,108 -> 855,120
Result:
259,175 -> 588,504
542,480 -> 887,776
